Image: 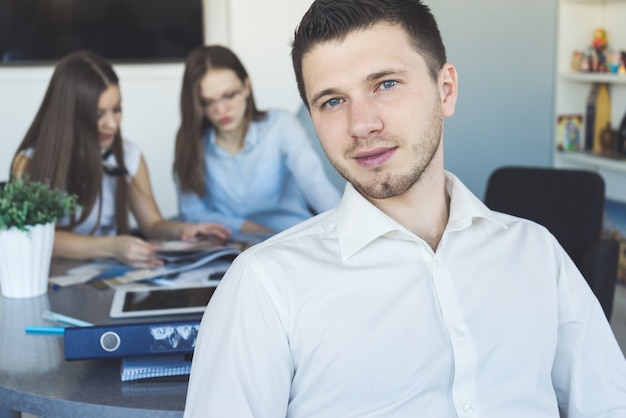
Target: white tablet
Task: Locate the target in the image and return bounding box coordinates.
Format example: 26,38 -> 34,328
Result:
110,284 -> 218,319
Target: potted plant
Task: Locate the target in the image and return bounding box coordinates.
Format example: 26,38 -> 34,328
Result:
0,177 -> 77,298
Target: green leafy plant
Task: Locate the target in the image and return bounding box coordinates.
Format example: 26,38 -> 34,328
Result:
0,177 -> 78,232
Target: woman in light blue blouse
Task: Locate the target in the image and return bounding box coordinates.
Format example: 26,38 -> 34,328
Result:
174,45 -> 341,236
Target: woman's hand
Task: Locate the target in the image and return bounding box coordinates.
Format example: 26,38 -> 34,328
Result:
240,220 -> 274,235
110,235 -> 163,268
180,222 -> 231,242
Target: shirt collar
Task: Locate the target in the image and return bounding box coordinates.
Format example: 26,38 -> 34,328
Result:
206,120 -> 259,151
336,171 -> 506,260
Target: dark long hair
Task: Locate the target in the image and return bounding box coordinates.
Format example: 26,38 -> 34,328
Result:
174,45 -> 266,196
291,0 -> 447,109
13,50 -> 130,234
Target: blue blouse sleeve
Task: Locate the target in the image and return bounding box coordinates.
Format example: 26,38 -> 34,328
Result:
176,180 -> 245,232
277,112 -> 342,213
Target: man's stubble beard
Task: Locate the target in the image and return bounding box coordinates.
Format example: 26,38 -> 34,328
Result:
325,102 -> 443,201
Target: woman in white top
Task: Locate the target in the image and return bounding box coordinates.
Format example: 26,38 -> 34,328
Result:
11,51 -> 229,268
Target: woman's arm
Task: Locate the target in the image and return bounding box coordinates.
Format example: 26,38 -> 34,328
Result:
177,187 -> 244,231
280,113 -> 342,213
176,179 -> 271,234
53,230 -> 162,268
129,156 -> 230,241
13,152 -> 163,268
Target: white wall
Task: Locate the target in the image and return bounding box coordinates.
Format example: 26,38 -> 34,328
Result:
430,0 -> 556,199
228,0 -> 312,113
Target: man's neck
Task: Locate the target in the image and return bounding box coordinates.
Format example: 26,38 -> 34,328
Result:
370,163 -> 449,251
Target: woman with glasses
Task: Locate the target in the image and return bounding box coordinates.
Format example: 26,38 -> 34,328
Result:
11,50 -> 230,268
174,45 -> 341,237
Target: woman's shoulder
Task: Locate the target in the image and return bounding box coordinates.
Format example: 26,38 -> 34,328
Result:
19,148 -> 34,158
257,109 -> 302,132
122,139 -> 142,154
11,151 -> 31,177
121,139 -> 143,176
265,108 -> 297,122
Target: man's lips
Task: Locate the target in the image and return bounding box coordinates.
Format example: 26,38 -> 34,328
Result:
353,147 -> 397,168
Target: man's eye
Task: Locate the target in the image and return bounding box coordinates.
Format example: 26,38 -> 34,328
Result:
323,98 -> 342,109
380,80 -> 397,90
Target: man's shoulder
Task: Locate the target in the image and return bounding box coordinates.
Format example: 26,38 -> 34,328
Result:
487,208 -> 554,238
242,209 -> 338,259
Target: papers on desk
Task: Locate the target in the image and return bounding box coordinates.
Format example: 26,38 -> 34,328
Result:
50,261 -> 135,288
104,245 -> 239,289
49,239 -> 244,289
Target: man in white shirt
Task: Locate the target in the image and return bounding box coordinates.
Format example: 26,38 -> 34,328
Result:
184,0 -> 626,416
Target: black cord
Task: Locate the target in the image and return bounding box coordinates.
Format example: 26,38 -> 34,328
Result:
101,148 -> 128,176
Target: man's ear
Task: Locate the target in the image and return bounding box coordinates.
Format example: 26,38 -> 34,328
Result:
440,63 -> 458,118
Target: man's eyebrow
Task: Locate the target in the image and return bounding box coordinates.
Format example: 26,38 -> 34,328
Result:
310,88 -> 340,108
365,69 -> 404,83
309,69 -> 407,107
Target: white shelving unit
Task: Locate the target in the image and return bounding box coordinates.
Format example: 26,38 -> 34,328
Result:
554,0 -> 626,202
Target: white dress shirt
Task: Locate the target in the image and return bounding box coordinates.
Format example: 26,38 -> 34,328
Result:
184,171 -> 626,418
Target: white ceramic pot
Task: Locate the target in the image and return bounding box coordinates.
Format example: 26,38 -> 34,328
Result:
0,222 -> 54,298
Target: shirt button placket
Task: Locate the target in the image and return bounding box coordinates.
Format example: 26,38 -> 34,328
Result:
432,252 -> 481,418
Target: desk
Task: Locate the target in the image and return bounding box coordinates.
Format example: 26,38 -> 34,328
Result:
0,259 -> 200,418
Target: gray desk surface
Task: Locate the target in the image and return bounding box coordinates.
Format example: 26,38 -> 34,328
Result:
0,258 -> 201,418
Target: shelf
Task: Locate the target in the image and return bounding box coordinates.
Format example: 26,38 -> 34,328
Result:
560,73 -> 626,84
556,0 -> 626,203
555,151 -> 626,173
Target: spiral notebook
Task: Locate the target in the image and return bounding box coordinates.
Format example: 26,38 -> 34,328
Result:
120,354 -> 193,381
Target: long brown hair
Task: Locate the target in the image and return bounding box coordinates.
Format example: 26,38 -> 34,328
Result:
174,45 -> 267,196
12,50 -> 130,234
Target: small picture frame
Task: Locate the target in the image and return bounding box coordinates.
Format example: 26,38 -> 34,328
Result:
556,114 -> 583,151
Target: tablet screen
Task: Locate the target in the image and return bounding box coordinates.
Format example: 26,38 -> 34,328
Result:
110,285 -> 217,318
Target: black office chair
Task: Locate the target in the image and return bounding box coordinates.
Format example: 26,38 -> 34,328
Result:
484,166 -> 620,320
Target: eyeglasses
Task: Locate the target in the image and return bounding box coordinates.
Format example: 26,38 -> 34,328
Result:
201,88 -> 244,110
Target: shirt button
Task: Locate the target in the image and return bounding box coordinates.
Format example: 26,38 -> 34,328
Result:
455,328 -> 465,337
463,404 -> 474,415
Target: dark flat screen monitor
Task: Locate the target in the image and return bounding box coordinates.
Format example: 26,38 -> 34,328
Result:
0,0 -> 204,65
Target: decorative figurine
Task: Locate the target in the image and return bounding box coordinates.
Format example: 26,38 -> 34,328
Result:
592,28 -> 608,54
591,28 -> 609,73
557,114 -> 583,151
598,121 -> 614,152
571,50 -> 582,72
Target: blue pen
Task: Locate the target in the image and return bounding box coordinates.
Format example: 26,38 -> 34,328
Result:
25,326 -> 65,336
